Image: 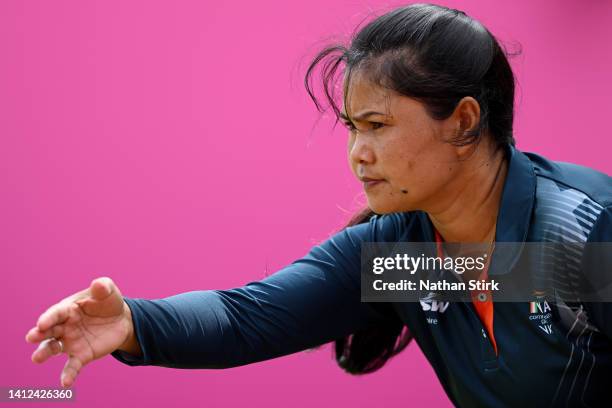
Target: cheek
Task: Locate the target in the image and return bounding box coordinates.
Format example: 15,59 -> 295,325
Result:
384,129 -> 430,165
386,146 -> 446,193
382,142 -> 419,178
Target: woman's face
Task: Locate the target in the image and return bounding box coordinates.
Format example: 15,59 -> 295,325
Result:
343,70 -> 469,214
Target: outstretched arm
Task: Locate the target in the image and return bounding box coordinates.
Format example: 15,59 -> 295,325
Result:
111,215 -> 403,369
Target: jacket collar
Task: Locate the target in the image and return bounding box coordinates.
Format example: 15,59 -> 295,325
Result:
415,143 -> 536,275
489,144 -> 536,275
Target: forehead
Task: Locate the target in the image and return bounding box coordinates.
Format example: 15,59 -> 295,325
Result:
342,70 -> 392,117
342,69 -> 430,123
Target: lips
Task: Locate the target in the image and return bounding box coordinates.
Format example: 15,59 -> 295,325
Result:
360,177 -> 385,189
359,176 -> 384,182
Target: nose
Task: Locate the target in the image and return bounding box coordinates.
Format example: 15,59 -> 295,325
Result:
349,133 -> 375,166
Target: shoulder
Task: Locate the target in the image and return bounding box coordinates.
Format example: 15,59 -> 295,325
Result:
523,150 -> 612,242
365,211 -> 432,243
338,211 -> 421,244
524,151 -> 612,207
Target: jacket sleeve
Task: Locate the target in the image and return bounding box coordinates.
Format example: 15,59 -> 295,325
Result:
110,214 -> 404,369
580,205 -> 612,339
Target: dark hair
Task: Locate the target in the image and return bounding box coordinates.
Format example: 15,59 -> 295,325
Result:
303,3 -> 519,374
305,3 -> 519,149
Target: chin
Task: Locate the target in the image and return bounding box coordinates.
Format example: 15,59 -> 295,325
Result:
366,199 -> 400,215
367,197 -> 419,215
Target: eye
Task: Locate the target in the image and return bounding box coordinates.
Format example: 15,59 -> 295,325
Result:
340,119 -> 386,133
341,120 -> 357,132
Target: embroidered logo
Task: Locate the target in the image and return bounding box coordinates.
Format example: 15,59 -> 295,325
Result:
529,300 -> 553,335
420,299 -> 450,313
421,299 -> 449,325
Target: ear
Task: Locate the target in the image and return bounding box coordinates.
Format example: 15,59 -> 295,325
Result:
450,96 -> 481,157
454,96 -> 480,135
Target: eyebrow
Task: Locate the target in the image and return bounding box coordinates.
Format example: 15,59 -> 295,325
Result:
339,110 -> 389,122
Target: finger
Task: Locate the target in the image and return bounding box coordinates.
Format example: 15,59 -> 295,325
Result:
25,324 -> 64,344
37,302 -> 76,332
31,338 -> 64,364
35,282 -> 98,332
61,355 -> 83,388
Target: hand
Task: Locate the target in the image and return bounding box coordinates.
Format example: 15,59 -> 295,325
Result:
25,277 -> 134,388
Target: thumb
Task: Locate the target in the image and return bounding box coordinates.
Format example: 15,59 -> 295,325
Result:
74,277 -> 123,317
89,277 -> 114,301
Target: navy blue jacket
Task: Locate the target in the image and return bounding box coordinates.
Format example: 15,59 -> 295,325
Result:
112,144 -> 612,407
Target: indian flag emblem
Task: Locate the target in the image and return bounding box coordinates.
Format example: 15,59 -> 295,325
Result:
530,301 -> 551,314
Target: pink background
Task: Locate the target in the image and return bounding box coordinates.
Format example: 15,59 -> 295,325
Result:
2,1 -> 611,407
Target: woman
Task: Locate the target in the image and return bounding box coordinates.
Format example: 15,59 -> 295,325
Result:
26,4 -> 612,407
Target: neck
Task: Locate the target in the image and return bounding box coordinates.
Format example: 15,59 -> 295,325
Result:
426,142 -> 508,244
